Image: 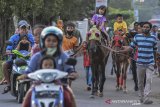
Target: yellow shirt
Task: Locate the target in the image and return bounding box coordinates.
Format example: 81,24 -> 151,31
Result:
62,35 -> 78,51
113,21 -> 128,33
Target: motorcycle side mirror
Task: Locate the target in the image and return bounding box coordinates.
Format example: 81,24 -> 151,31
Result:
5,41 -> 13,46
65,58 -> 77,66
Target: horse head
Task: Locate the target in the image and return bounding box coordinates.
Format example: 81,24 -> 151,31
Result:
87,25 -> 101,54
112,35 -> 124,48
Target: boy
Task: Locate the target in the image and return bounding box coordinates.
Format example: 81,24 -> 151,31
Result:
62,22 -> 78,56
114,14 -> 128,34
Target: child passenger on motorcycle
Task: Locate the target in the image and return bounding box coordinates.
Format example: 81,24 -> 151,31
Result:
22,56 -> 54,107
16,35 -> 31,51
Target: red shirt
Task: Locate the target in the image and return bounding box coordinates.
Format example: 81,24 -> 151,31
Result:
83,47 -> 90,67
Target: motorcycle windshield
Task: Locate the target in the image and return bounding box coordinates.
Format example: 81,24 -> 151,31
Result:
28,69 -> 68,82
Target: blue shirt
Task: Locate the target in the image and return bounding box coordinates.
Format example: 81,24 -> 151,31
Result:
130,34 -> 157,65
26,51 -> 74,74
6,34 -> 34,50
150,32 -> 158,40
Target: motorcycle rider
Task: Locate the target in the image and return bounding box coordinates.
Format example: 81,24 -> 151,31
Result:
22,26 -> 77,107
1,20 -> 34,94
18,26 -> 78,81
16,35 -> 32,51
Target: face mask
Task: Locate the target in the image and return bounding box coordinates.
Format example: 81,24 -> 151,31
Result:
67,31 -> 73,36
142,29 -> 150,35
46,47 -> 57,55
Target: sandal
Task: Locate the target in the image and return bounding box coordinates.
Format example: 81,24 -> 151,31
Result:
1,85 -> 11,94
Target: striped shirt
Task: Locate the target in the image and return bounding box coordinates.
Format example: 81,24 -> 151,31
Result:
130,34 -> 157,65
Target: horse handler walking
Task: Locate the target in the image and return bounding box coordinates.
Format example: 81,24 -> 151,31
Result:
115,22 -> 157,104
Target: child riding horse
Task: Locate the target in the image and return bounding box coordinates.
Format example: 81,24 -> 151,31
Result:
86,25 -> 110,98
111,30 -> 129,93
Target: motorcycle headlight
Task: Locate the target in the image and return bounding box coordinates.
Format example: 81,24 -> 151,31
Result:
36,91 -> 59,98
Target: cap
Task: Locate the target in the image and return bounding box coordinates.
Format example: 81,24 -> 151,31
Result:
18,20 -> 29,28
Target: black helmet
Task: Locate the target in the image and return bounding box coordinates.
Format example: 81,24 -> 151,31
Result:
40,26 -> 63,48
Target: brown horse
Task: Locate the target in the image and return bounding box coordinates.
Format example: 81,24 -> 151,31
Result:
111,34 -> 129,93
86,25 -> 110,98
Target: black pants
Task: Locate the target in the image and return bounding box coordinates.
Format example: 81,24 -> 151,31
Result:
131,58 -> 138,88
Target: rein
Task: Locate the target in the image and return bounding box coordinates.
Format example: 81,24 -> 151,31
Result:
97,44 -> 137,61
70,45 -> 83,57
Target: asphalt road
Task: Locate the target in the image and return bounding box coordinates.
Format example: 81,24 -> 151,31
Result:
0,55 -> 160,107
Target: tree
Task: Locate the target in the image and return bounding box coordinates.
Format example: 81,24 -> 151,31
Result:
108,0 -> 132,10
0,0 -> 96,56
0,0 -> 14,54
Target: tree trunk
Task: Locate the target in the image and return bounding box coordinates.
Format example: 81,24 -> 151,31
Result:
0,16 -> 12,58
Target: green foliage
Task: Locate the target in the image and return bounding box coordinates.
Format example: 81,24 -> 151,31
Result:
10,0 -> 63,25
107,7 -> 134,27
108,0 -> 132,10
0,0 -> 96,54
60,0 -> 95,21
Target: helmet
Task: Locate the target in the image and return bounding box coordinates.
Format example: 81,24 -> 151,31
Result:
40,26 -> 63,48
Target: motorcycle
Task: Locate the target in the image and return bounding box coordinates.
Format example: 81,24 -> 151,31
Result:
4,41 -> 31,103
9,50 -> 31,103
24,58 -> 77,107
28,69 -> 68,107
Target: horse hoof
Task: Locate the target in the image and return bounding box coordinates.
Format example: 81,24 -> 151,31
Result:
116,86 -> 120,91
90,95 -> 95,98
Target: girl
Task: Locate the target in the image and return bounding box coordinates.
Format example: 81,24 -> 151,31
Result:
91,5 -> 110,44
70,41 -> 92,90
83,41 -> 92,91
40,55 -> 56,69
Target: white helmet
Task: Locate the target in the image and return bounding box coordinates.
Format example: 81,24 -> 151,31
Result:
40,26 -> 63,48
